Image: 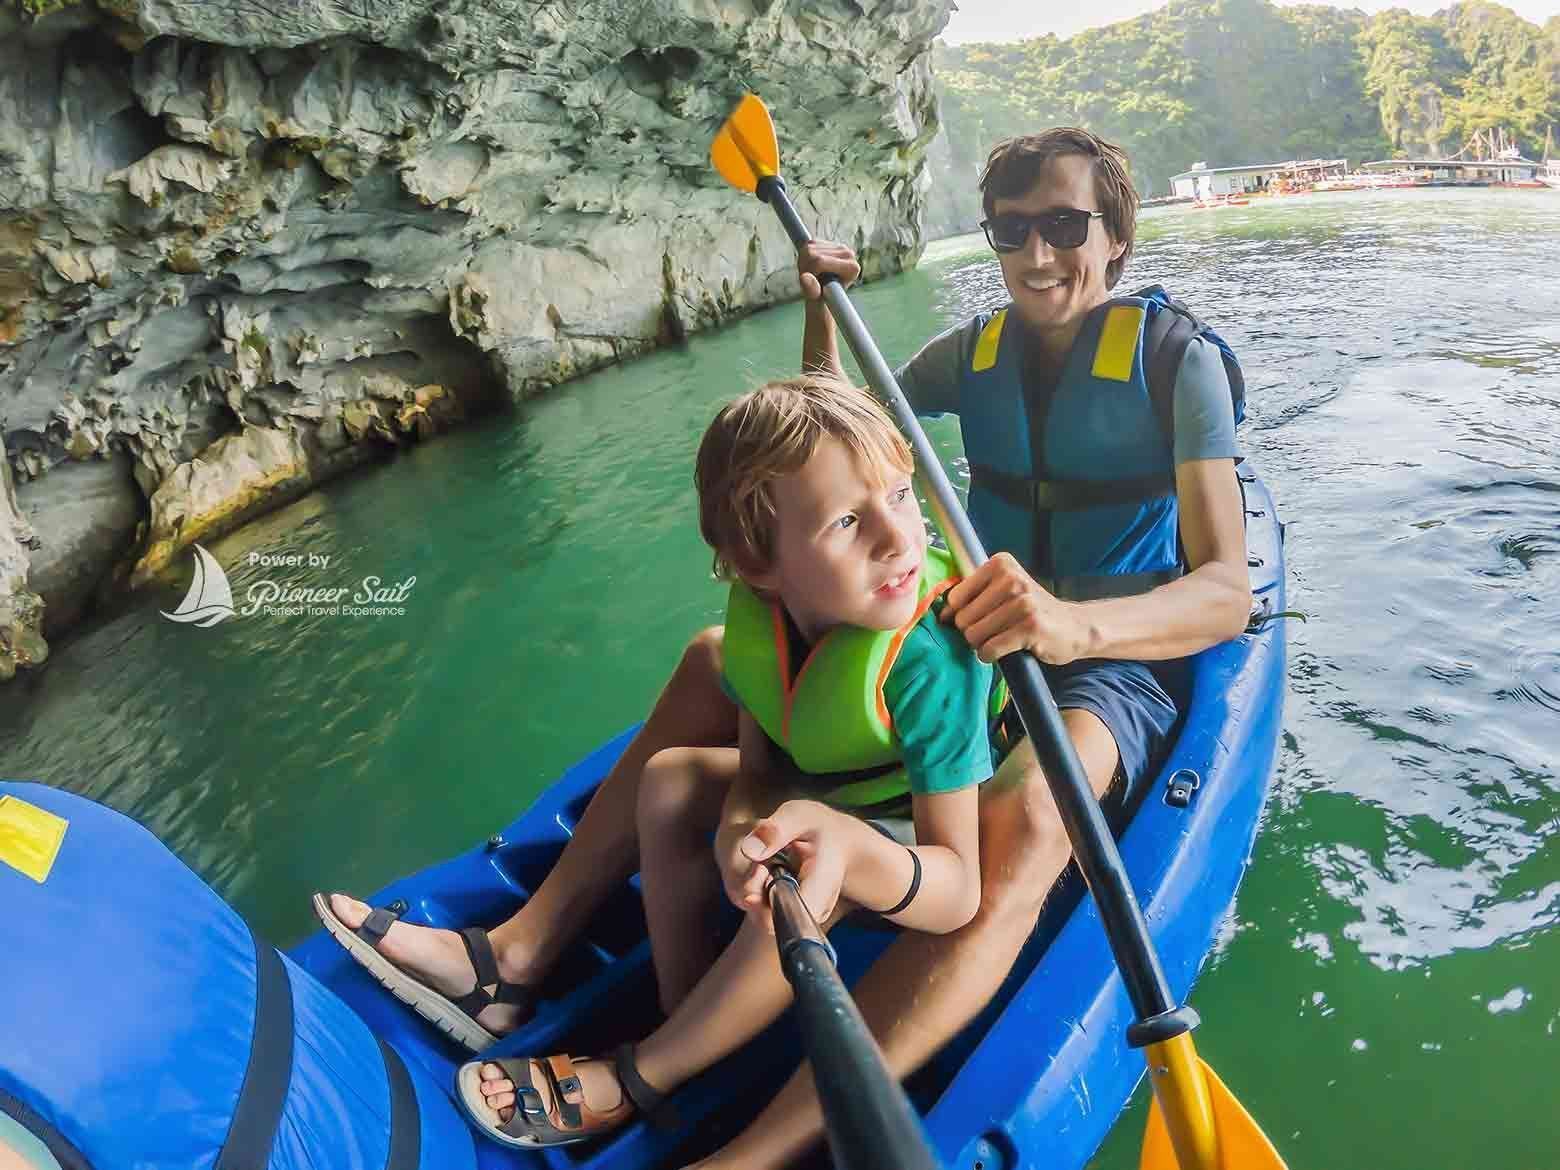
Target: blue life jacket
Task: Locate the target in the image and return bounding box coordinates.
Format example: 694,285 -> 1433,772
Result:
956,285 -> 1244,601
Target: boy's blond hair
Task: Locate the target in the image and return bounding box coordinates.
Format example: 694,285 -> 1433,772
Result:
695,374 -> 913,581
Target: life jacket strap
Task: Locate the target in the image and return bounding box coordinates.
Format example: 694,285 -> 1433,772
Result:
969,462 -> 1176,512
761,736 -> 909,811
1032,568 -> 1183,603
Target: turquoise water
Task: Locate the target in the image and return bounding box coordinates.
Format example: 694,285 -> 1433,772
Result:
3,189 -> 1558,1166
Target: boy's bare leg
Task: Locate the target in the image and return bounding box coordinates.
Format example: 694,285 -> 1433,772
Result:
637,746 -> 741,1013
478,900 -> 851,1126
684,709 -> 1121,1170
326,627 -> 735,1035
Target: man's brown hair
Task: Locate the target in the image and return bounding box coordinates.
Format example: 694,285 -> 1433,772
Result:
695,374 -> 913,581
979,127 -> 1139,288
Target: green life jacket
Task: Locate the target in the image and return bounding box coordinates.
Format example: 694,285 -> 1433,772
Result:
722,545 -> 1006,810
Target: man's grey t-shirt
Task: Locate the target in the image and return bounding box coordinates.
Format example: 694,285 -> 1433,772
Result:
893,313 -> 1238,465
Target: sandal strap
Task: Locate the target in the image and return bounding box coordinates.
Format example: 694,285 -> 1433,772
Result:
614,1044 -> 680,1131
356,905 -> 401,947
459,928 -> 501,986
451,928 -> 536,1018
501,1059 -> 557,1138
540,1055 -> 584,1132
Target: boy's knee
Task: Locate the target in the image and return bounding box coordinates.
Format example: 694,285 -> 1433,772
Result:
681,626 -> 724,677
637,748 -> 707,830
976,790 -> 1072,932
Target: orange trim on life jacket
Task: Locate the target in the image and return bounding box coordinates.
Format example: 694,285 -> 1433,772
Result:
873,577 -> 959,730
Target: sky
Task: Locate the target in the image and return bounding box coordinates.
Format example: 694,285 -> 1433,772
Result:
939,0 -> 1560,45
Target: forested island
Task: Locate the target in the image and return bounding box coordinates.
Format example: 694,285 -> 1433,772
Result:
926,0 -> 1560,234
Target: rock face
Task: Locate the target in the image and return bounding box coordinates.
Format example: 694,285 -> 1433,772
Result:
0,0 -> 951,680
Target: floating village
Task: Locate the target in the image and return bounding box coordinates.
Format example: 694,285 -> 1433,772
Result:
1150,126 -> 1560,208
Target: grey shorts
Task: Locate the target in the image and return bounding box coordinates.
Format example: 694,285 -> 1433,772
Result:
1041,657 -> 1179,797
993,657 -> 1179,800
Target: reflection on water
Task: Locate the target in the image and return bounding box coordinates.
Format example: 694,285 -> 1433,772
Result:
2,189 -> 1558,1167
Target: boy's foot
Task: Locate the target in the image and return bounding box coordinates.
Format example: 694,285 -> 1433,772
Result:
313,892 -> 537,1049
455,1046 -> 676,1148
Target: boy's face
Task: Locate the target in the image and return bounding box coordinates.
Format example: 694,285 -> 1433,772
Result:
747,434 -> 927,641
993,154 -> 1126,339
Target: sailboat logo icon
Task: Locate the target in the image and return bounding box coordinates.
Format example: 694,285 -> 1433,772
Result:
160,544 -> 237,627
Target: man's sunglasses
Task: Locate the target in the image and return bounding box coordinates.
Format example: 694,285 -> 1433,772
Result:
980,209 -> 1103,253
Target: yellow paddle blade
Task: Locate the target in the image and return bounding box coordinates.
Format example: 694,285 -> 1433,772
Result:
1141,1054 -> 1286,1170
711,93 -> 780,192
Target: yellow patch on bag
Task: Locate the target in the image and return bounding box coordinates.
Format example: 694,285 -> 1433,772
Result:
0,795 -> 69,883
1091,304 -> 1144,382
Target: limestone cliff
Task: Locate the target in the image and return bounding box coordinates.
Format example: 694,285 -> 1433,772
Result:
0,0 -> 950,680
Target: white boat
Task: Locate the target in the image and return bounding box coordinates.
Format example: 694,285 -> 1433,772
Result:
1542,161 -> 1560,190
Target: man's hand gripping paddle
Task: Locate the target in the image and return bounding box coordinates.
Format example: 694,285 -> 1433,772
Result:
710,93 -> 1286,1170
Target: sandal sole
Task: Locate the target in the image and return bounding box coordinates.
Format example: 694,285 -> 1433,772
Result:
311,892 -> 498,1053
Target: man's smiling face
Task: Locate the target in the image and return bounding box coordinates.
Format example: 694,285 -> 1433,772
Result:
993,153 -> 1127,343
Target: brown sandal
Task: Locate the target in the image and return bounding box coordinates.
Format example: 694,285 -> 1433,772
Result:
454,1044 -> 680,1148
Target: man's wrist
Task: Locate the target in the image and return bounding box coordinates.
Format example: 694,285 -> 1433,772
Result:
1071,599 -> 1106,660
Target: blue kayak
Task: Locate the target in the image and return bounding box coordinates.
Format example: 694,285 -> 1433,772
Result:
0,472 -> 1284,1170
289,468 -> 1289,1169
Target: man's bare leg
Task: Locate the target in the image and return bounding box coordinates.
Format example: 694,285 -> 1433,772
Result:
637,746 -> 740,1013
685,708 -> 1121,1170
326,627 -> 735,1036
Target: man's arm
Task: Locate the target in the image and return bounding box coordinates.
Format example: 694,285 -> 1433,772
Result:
802,300 -> 846,381
1071,456 -> 1251,660
797,241 -> 969,419
799,242 -> 858,380
1071,334 -> 1251,658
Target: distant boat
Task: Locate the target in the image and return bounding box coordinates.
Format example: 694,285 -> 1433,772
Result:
1541,161 -> 1560,190
159,543 -> 236,626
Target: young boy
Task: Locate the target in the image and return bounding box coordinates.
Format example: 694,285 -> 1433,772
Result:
453,374 -> 1009,1151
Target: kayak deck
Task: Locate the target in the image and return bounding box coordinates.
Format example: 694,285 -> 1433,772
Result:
289,470 -> 1287,1170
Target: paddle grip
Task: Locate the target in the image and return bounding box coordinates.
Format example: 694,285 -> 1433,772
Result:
768,873 -> 941,1170
760,177 -> 1186,1032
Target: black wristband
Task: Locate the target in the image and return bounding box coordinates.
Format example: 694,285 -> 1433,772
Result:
878,847 -> 922,917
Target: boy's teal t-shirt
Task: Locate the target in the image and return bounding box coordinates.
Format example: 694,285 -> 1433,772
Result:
881,606 -> 1000,795
722,603 -> 1001,798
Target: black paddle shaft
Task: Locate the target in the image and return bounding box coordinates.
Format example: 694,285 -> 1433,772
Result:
768,871 -> 941,1170
757,175 -> 1193,1042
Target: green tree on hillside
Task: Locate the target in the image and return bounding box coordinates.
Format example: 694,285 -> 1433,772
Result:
1360,9 -> 1456,155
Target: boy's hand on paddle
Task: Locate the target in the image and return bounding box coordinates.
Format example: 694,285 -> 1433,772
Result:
736,800 -> 850,930
942,552 -> 1094,665
797,241 -> 861,301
